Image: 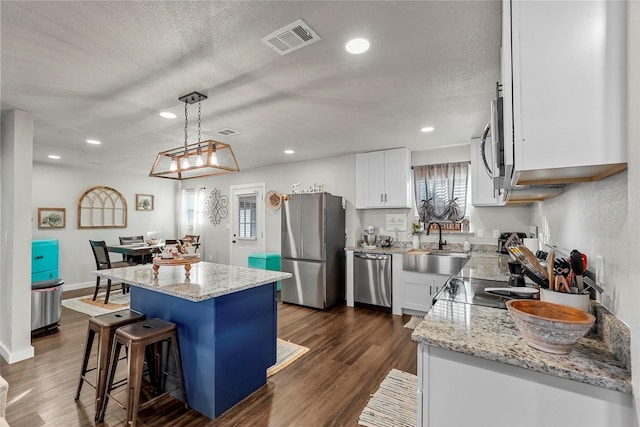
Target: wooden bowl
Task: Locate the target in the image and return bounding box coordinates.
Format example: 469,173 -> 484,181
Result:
506,300 -> 595,354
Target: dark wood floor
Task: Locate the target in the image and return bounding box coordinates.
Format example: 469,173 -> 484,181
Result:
1,289 -> 417,426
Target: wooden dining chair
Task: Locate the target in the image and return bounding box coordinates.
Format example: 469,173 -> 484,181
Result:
119,235 -> 147,264
89,240 -> 137,304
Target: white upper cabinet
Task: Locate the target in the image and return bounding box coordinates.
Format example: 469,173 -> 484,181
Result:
355,148 -> 412,209
503,0 -> 627,186
470,137 -> 502,206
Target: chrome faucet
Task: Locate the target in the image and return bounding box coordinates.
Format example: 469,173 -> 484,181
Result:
426,222 -> 447,250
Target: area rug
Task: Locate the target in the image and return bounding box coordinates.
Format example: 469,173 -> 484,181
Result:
403,315 -> 424,330
62,292 -> 130,316
267,338 -> 309,377
358,368 -> 417,427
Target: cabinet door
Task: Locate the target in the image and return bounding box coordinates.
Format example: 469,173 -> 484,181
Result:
404,279 -> 432,313
355,151 -> 385,208
509,0 -> 626,182
470,138 -> 502,206
383,148 -> 412,208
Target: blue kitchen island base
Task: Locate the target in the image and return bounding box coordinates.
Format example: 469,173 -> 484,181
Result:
130,282 -> 277,419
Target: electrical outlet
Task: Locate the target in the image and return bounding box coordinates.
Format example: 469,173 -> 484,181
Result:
493,229 -> 500,239
596,255 -> 605,289
477,229 -> 484,238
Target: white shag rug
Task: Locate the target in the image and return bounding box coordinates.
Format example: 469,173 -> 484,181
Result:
358,368 -> 418,427
62,292 -> 130,316
403,315 -> 425,330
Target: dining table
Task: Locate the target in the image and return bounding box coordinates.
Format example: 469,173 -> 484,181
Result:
107,243 -> 163,263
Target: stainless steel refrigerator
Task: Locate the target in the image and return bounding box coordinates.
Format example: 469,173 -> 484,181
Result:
281,192 -> 345,309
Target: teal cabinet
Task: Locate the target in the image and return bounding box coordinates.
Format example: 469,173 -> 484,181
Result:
32,239 -> 59,282
248,253 -> 281,291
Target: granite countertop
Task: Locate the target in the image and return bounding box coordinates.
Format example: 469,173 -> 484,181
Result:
412,299 -> 632,394
95,262 -> 292,302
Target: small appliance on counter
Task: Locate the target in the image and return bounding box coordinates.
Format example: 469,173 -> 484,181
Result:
497,232 -> 528,254
362,226 -> 377,249
508,261 -> 526,287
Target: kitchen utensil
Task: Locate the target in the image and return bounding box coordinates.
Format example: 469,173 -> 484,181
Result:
484,287 -> 539,297
570,250 -> 585,293
506,246 -> 548,288
516,245 -> 547,277
547,250 -> 555,291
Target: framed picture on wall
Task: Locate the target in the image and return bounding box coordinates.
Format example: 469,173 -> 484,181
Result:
136,194 -> 154,211
38,207 -> 66,229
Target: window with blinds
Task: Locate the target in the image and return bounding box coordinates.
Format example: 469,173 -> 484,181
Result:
238,194 -> 257,239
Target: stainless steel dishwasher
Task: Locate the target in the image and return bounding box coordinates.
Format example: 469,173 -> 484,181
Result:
354,252 -> 391,307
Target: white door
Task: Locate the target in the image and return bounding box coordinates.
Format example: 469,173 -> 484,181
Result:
229,183 -> 265,267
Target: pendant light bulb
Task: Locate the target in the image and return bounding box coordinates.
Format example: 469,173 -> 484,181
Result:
195,149 -> 204,167
181,157 -> 190,169
169,158 -> 178,171
210,150 -> 219,166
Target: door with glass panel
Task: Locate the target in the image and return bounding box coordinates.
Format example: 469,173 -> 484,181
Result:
229,183 -> 265,267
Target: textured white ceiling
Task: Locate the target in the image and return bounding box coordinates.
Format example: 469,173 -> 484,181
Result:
1,1 -> 501,176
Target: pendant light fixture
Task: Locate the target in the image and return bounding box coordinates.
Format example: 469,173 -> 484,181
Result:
149,91 -> 240,180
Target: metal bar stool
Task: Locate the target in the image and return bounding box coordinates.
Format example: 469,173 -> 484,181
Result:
75,309 -> 146,420
99,318 -> 188,425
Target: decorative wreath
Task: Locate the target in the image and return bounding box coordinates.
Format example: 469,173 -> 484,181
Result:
266,190 -> 283,210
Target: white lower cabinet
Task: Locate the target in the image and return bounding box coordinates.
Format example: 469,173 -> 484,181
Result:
391,254 -> 448,316
417,344 -> 635,427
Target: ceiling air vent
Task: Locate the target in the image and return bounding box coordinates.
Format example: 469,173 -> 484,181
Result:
261,19 -> 321,55
216,128 -> 239,136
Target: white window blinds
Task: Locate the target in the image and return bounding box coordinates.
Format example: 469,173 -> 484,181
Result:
414,162 -> 469,222
238,194 -> 257,239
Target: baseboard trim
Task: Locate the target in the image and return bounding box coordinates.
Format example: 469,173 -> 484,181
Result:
62,281 -> 94,291
0,341 -> 34,364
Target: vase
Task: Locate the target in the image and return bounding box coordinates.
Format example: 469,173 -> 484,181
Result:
412,234 -> 420,249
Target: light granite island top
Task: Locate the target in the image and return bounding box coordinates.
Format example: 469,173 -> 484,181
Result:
94,261 -> 291,302
412,299 -> 631,394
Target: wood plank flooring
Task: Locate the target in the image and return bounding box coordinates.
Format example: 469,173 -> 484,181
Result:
0,289 -> 417,426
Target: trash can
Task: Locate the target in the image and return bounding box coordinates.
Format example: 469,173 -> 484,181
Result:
248,253 -> 281,291
31,278 -> 64,333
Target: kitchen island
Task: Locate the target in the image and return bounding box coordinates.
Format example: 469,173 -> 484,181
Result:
95,262 -> 291,419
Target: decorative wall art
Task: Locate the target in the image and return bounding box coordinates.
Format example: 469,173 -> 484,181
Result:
136,194 -> 154,211
77,186 -> 128,229
266,190 -> 283,210
204,188 -> 229,225
290,182 -> 325,194
38,208 -> 66,229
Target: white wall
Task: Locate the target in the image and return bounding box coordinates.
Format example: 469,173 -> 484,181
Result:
531,172 -> 627,313
183,154 -> 357,265
31,163 -> 179,288
626,0 -> 640,417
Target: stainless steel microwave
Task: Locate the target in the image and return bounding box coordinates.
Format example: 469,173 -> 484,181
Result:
480,82 -> 510,193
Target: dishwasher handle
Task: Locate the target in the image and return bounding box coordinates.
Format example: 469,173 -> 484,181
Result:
354,253 -> 390,261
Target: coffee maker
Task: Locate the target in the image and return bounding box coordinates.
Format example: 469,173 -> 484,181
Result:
508,261 -> 526,287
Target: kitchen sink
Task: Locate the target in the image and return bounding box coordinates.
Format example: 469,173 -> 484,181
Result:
402,251 -> 470,276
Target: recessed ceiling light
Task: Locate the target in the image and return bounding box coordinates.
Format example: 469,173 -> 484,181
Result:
160,112 -> 177,119
421,127 -> 435,133
48,155 -> 61,159
86,139 -> 101,145
345,38 -> 370,54
284,150 -> 295,154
